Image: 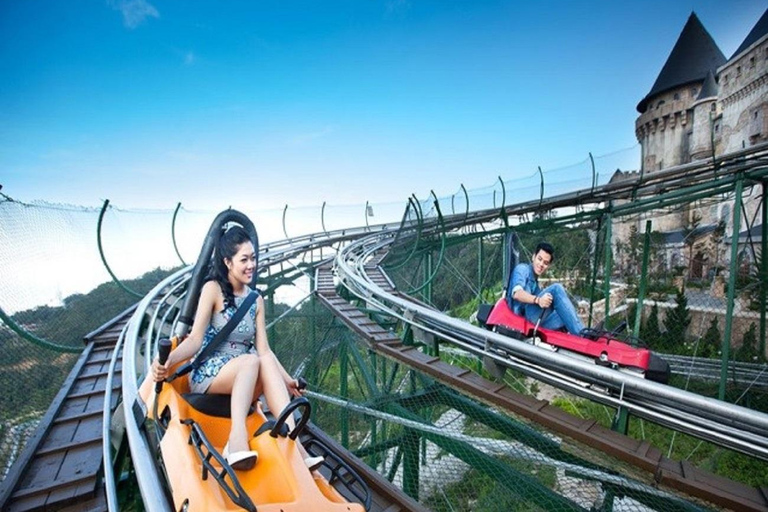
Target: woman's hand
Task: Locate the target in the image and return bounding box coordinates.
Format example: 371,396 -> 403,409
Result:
151,357 -> 170,382
286,378 -> 305,398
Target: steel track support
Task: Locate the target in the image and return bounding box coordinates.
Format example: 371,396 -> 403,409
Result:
424,251 -> 433,305
721,176 -> 744,400
611,405 -> 630,435
603,211 -> 613,328
478,237 -> 484,294
761,179 -> 767,358
589,217 -> 602,328
633,220 -> 652,344
340,337 -> 349,448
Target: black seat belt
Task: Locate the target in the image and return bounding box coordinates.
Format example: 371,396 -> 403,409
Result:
168,289 -> 258,381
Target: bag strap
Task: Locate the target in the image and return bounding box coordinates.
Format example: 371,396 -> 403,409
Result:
171,290 -> 258,379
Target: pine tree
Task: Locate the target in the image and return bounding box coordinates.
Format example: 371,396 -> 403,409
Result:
663,288 -> 691,349
736,323 -> 762,362
640,303 -> 663,349
700,317 -> 721,359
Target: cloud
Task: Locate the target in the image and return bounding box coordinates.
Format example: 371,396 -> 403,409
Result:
184,52 -> 196,65
108,0 -> 159,29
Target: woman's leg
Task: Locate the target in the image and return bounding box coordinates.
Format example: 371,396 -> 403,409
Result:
208,354 -> 260,453
258,352 -> 317,464
258,352 -> 294,428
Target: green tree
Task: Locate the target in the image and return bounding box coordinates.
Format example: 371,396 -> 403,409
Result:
640,303 -> 663,349
699,317 -> 721,359
663,288 -> 691,349
735,323 -> 763,362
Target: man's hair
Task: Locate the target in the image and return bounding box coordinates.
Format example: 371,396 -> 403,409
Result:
534,242 -> 554,261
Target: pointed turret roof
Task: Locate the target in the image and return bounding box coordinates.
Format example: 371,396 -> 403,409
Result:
731,8 -> 768,60
637,13 -> 726,113
696,70 -> 718,101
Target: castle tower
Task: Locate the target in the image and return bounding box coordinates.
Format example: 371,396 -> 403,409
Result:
717,8 -> 768,154
689,70 -> 719,161
635,13 -> 725,172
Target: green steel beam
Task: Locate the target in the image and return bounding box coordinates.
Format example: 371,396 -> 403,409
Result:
720,177 -> 744,401
282,203 -> 289,239
384,198 -> 424,270
761,180 -> 767,357
387,402 -> 585,511
0,306 -> 82,353
386,446 -> 403,482
603,211 -> 613,328
340,338 -> 349,448
436,389 -> 575,461
346,340 -> 381,398
171,202 -> 187,266
402,430 -> 420,500
96,199 -> 142,298
589,217 -> 602,328
633,220 -> 652,342
353,435 -> 405,459
612,406 -> 630,435
478,237 -> 484,293
406,199 -> 447,296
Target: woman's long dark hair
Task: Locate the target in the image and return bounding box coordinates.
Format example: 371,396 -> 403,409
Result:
207,225 -> 254,310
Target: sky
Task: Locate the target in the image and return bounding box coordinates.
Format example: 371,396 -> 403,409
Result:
1,0 -> 766,213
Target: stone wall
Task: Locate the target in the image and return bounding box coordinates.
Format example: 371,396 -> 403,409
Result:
626,298 -> 764,355
717,37 -> 768,154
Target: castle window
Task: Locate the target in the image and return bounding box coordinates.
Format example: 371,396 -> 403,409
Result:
656,100 -> 665,109
750,56 -> 755,68
711,103 -> 716,112
720,204 -> 730,223
737,65 -> 742,76
724,74 -> 729,83
673,93 -> 680,100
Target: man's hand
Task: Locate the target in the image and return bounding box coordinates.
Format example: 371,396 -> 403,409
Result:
537,293 -> 553,309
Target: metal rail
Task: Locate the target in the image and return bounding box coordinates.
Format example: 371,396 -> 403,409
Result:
118,226 -> 404,511
334,229 -> 768,461
111,142 -> 768,510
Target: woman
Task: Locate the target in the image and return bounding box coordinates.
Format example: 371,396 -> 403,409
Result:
152,226 -> 322,471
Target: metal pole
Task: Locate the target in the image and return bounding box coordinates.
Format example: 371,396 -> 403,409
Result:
760,180 -> 767,358
402,430 -> 420,500
171,202 -> 187,266
588,218 -> 602,328
721,177 -> 744,401
633,220 -> 652,343
282,203 -> 289,239
340,338 -> 349,448
425,250 -> 433,304
478,237 -> 484,293
604,211 -> 613,329
97,199 -> 142,298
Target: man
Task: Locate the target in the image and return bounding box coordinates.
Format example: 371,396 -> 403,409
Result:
506,242 -> 585,335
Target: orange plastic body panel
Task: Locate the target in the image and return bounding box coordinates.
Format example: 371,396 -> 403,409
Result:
147,355 -> 364,512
